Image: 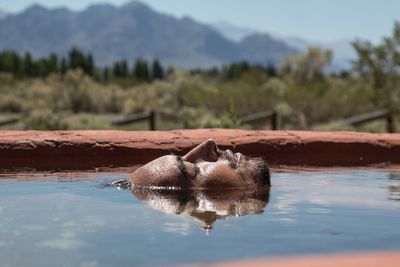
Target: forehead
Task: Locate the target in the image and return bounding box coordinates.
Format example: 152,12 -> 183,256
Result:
146,155 -> 178,171
133,155 -> 180,179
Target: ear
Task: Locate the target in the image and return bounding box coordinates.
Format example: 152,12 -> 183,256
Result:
183,139 -> 218,163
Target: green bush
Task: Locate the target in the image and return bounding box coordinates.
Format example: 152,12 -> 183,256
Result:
0,95 -> 25,113
23,110 -> 69,130
70,113 -> 111,130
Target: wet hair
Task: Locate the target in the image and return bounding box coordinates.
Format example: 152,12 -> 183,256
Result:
242,155 -> 270,186
259,162 -> 271,186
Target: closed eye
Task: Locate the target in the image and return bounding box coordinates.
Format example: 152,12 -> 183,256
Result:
177,156 -> 200,180
176,156 -> 189,180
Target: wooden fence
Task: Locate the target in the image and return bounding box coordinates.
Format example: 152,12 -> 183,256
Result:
343,109 -> 395,133
240,110 -> 278,130
0,108 -> 395,132
0,117 -> 19,127
111,111 -> 156,130
112,109 -> 279,131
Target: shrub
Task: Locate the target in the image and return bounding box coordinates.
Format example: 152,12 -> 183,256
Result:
0,95 -> 25,113
70,113 -> 111,130
23,110 -> 69,130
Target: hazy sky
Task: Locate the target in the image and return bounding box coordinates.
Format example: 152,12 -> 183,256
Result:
2,0 -> 400,42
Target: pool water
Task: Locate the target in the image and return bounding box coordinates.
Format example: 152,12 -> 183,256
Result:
0,170 -> 399,267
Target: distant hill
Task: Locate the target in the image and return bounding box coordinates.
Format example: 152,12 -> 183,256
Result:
210,21 -> 255,42
210,22 -> 294,66
0,1 -> 298,68
0,8 -> 7,20
279,35 -> 356,71
210,21 -> 355,71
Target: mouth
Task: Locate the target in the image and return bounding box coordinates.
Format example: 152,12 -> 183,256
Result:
227,150 -> 243,166
218,149 -> 238,167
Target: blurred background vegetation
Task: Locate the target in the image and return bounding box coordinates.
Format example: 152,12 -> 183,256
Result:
1,22 -> 400,132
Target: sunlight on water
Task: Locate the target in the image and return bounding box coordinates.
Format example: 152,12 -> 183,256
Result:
0,170 -> 399,266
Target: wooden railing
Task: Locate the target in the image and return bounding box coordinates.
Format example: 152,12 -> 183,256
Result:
2,109 -> 390,132
111,110 -> 180,131
343,109 -> 395,133
241,110 -> 278,130
111,111 -> 156,130
112,109 -> 279,131
0,117 -> 19,127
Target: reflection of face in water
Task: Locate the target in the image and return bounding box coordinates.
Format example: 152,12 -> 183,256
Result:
388,172 -> 400,201
131,188 -> 270,232
128,139 -> 270,189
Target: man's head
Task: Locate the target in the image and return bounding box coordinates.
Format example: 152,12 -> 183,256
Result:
128,139 -> 270,189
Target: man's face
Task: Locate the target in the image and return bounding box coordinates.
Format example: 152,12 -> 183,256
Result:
128,139 -> 270,189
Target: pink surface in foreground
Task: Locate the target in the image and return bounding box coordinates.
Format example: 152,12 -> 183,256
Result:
182,250 -> 400,267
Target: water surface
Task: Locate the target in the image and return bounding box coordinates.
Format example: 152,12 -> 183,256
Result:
0,170 -> 399,266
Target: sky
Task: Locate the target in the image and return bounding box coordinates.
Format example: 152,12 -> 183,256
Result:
1,0 -> 400,42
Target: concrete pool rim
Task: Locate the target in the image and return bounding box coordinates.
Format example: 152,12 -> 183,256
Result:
1,129 -> 400,170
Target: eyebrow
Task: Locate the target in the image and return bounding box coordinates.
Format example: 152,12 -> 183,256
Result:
176,156 -> 189,180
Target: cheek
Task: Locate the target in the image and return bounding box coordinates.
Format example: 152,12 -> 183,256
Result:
238,163 -> 261,186
199,162 -> 232,178
199,164 -> 244,188
210,167 -> 237,178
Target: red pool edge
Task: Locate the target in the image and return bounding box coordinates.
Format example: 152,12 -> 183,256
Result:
179,250 -> 400,267
1,129 -> 400,170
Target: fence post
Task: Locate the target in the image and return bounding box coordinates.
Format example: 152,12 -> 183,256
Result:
271,111 -> 278,130
387,113 -> 395,133
149,110 -> 156,131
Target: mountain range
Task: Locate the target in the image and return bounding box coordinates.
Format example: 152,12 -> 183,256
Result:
210,21 -> 256,42
211,22 -> 356,71
0,1 -> 298,69
0,9 -> 7,20
0,1 -> 355,70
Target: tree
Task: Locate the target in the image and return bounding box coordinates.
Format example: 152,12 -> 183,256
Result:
60,57 -> 68,75
112,61 -> 122,77
352,21 -> 400,115
279,47 -> 332,83
23,52 -> 34,77
68,47 -> 95,76
121,60 -> 128,77
151,59 -> 164,80
69,47 -> 85,70
83,53 -> 95,76
133,58 -> 150,81
48,53 -> 59,74
265,63 -> 277,77
223,61 -> 250,79
103,67 -> 110,83
0,51 -> 23,76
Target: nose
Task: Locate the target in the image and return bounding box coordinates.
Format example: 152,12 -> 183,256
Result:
183,139 -> 219,163
234,152 -> 243,164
